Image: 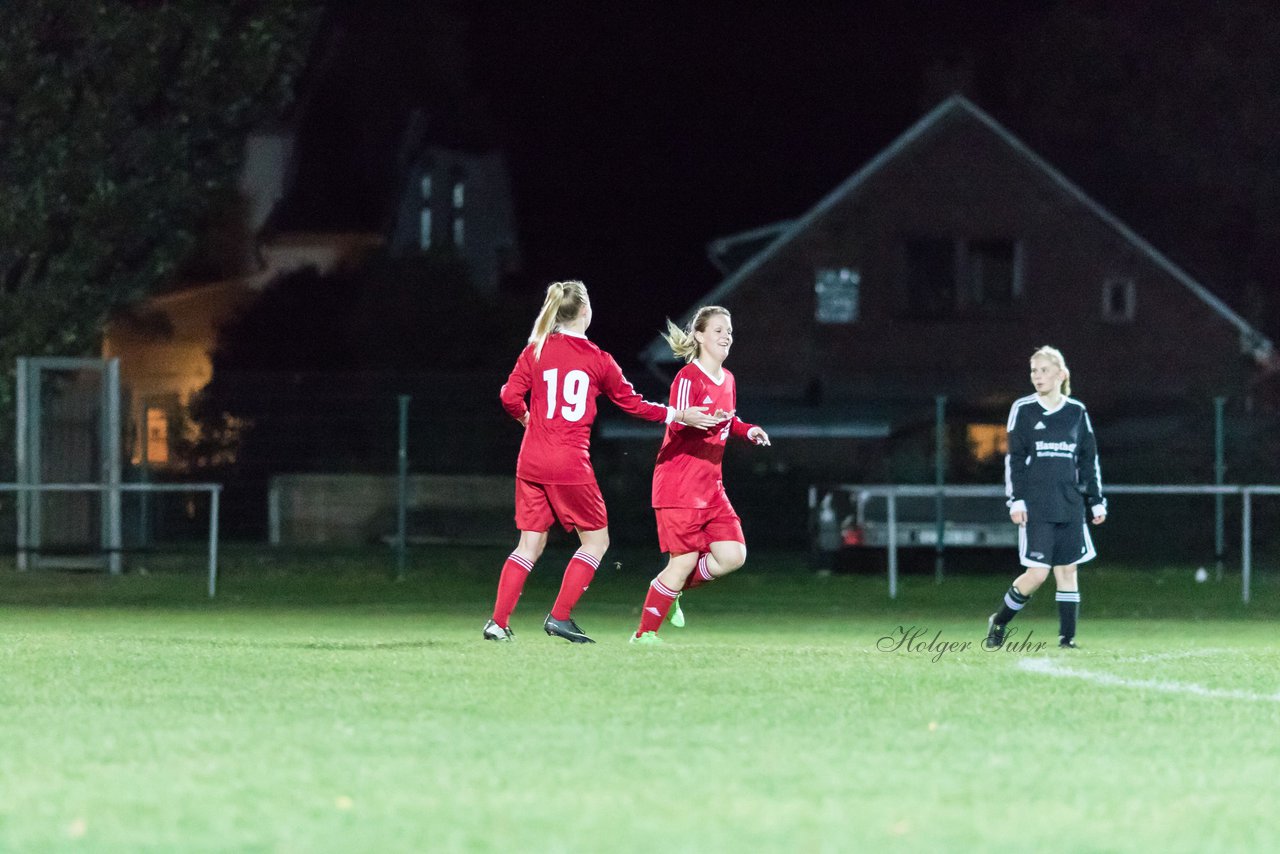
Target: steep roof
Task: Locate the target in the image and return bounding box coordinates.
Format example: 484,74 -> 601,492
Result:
645,95 -> 1275,367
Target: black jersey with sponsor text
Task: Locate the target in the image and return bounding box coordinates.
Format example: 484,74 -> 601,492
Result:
1003,394 -> 1105,524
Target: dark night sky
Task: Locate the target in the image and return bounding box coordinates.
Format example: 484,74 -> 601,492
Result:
289,1 -> 1279,366
467,1 -> 1035,361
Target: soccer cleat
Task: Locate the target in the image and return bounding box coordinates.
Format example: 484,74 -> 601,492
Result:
630,631 -> 663,645
483,619 -> 514,642
668,593 -> 685,628
1059,636 -> 1078,649
543,614 -> 595,644
984,614 -> 1006,650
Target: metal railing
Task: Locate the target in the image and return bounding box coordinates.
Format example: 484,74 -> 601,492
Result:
2,482 -> 222,598
811,484 -> 1275,603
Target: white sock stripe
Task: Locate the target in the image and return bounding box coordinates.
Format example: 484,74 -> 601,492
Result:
1004,593 -> 1026,611
1056,592 -> 1081,602
650,579 -> 679,599
697,555 -> 713,581
508,554 -> 534,572
572,550 -> 601,569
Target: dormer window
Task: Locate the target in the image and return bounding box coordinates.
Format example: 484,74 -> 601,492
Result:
419,171 -> 433,250
451,179 -> 465,247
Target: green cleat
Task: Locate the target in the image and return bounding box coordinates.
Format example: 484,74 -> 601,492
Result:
630,631 -> 663,645
668,593 -> 685,628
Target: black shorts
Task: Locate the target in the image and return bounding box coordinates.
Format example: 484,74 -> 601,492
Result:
1018,519 -> 1096,568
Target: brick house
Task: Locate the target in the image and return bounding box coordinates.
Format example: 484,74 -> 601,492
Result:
633,95 -> 1276,483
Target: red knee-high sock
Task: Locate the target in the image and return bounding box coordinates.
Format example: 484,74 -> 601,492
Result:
635,578 -> 680,636
551,550 -> 600,620
491,553 -> 534,627
681,553 -> 715,591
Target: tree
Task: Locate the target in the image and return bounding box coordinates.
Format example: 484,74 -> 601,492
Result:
0,0 -> 317,470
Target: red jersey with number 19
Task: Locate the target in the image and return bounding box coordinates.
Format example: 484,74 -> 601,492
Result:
652,362 -> 755,509
500,331 -> 670,484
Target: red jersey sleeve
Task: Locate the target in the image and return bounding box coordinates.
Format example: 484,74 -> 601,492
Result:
729,416 -> 755,439
499,346 -> 533,421
597,352 -> 670,423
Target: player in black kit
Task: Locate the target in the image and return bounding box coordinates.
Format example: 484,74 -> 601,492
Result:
985,346 -> 1106,650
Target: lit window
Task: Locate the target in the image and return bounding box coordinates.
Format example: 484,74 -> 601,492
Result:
452,181 -> 465,208
967,423 -> 1007,462
814,267 -> 860,324
420,174 -> 432,200
1102,277 -> 1135,323
146,406 -> 169,465
419,208 -> 432,250
452,216 -> 464,248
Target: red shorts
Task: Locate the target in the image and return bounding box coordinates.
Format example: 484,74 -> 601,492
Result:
515,478 -> 608,533
654,500 -> 744,555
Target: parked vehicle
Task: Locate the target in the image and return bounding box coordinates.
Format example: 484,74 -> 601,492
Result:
811,485 -> 1017,555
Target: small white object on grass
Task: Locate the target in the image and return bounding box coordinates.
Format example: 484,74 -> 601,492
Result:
1194,567 -> 1208,583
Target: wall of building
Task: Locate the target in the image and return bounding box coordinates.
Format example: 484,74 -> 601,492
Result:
722,112 -> 1253,410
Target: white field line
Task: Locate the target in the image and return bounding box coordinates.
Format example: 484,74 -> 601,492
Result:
1018,657 -> 1280,703
1108,648 -> 1234,664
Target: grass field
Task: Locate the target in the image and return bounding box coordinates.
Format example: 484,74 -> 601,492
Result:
2,545 -> 1279,852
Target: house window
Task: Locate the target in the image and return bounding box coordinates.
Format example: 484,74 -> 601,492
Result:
903,237 -> 1023,318
418,170 -> 434,250
419,209 -> 432,250
814,267 -> 860,324
967,423 -> 1007,462
450,180 -> 465,248
1102,277 -> 1135,323
145,406 -> 169,466
968,239 -> 1021,306
904,238 -> 957,318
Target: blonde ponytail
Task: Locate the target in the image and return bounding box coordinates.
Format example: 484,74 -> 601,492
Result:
1032,345 -> 1072,396
529,280 -> 588,359
662,319 -> 698,362
663,306 -> 730,363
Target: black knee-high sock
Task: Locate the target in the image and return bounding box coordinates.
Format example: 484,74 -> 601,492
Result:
1056,590 -> 1080,640
994,585 -> 1030,626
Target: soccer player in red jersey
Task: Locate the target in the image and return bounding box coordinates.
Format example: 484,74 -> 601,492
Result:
631,306 -> 770,644
486,281 -> 717,644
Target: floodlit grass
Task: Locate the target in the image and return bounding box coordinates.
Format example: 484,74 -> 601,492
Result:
1,546 -> 1279,852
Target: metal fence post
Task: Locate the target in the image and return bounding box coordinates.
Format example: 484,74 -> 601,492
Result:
934,395 -> 947,584
887,491 -> 898,600
396,395 -> 410,581
1240,488 -> 1251,606
1214,396 -> 1226,581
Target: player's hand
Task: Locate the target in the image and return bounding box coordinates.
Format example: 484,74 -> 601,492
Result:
1010,510 -> 1027,526
1091,512 -> 1106,526
747,426 -> 770,446
679,406 -> 718,430
518,412 -> 529,428
711,409 -> 735,422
